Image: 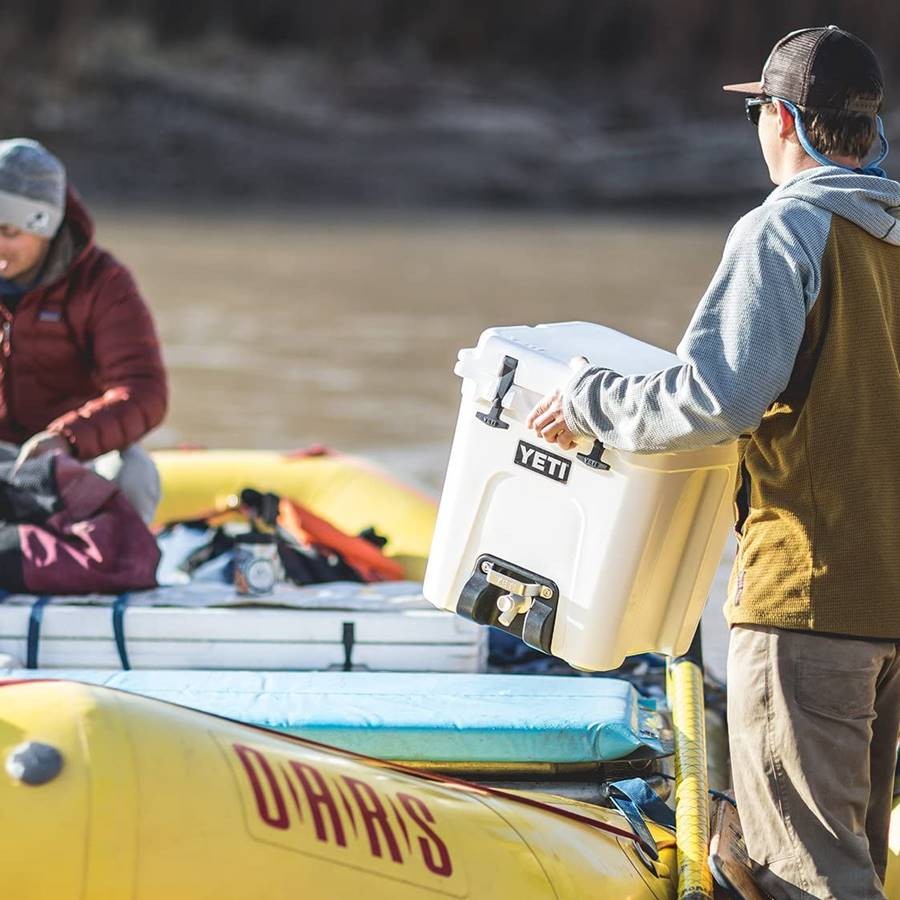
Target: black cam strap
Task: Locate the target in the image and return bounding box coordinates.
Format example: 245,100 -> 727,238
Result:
113,594 -> 132,670
26,595 -> 52,669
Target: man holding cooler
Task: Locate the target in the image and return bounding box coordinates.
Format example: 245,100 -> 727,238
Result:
530,26 -> 900,900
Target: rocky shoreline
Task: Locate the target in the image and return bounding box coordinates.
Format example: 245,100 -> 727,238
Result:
5,25 -> 895,212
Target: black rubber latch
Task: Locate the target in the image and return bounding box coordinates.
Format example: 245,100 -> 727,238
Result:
577,439 -> 611,471
521,600 -> 556,654
475,355 -> 518,429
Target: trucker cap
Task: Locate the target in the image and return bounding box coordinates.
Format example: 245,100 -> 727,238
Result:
723,26 -> 883,115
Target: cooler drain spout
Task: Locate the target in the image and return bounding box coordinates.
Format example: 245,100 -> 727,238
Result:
456,554 -> 559,654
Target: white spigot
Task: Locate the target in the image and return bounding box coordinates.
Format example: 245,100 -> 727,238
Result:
496,593 -> 534,627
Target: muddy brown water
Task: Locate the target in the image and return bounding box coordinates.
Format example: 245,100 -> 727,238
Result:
95,208 -> 735,675
95,210 -> 731,472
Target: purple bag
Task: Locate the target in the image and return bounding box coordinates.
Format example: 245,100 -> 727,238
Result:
0,453 -> 159,594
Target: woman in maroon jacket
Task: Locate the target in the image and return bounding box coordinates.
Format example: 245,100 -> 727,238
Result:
0,138 -> 167,522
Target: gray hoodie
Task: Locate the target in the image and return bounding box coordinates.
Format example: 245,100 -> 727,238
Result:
562,166 -> 900,452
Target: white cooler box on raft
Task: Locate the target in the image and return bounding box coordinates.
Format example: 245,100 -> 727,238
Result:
423,322 -> 738,671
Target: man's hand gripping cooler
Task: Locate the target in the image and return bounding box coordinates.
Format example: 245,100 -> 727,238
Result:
527,356 -> 589,451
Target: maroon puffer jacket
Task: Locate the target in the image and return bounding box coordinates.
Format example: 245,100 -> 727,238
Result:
0,189 -> 168,460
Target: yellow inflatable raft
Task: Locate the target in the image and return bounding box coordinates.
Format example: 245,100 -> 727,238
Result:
0,679 -> 676,899
152,448 -> 437,580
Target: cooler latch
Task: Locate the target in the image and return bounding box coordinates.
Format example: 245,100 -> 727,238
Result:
457,554 -> 558,654
475,355 -> 518,430
577,439 -> 611,471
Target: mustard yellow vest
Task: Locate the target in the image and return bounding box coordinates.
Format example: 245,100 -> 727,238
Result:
727,216 -> 900,637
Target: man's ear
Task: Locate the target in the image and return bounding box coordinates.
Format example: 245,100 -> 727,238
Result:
774,100 -> 796,140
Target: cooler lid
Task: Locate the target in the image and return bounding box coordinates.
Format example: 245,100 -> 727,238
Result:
456,322 -> 679,399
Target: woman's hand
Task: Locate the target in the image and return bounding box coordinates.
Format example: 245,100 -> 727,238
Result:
13,431 -> 72,475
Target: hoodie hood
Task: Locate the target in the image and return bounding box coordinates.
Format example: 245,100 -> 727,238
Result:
770,166 -> 900,245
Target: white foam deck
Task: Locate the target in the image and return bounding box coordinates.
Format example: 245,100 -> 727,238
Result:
0,581 -> 487,672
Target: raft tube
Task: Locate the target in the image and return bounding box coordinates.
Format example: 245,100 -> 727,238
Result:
0,680 -> 677,899
152,448 -> 437,580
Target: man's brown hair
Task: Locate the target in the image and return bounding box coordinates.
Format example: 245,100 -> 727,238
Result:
801,97 -> 880,160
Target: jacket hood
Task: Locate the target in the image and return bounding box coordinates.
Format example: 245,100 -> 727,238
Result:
34,186 -> 95,290
771,166 -> 900,245
62,186 -> 95,252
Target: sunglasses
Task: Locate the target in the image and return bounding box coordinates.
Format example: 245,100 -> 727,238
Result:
745,96 -> 774,126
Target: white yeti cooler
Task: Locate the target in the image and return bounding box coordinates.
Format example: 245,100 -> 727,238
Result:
423,322 -> 738,671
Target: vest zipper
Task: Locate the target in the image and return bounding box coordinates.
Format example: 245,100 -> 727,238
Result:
735,459 -> 751,536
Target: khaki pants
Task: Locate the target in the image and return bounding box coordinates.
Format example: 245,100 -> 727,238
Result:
728,625 -> 900,900
90,445 -> 161,524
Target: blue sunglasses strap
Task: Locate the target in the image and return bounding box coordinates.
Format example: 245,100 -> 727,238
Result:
779,98 -> 889,177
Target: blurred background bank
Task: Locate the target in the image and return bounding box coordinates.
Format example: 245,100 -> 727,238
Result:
4,0 -> 897,488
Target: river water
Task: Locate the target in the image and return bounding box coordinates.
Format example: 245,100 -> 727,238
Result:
95,208 -> 736,675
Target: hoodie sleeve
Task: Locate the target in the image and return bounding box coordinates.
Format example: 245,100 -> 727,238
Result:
562,199 -> 831,453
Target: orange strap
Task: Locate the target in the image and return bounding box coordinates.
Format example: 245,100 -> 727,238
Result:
278,499 -> 404,583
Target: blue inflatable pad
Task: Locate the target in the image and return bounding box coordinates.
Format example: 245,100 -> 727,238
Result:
7,670 -> 671,764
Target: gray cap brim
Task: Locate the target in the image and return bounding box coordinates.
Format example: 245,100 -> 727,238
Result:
0,188 -> 63,238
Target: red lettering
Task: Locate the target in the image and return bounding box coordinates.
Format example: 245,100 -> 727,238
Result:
233,744 -> 289,830
342,776 -> 403,863
397,793 -> 453,877
335,781 -> 359,837
388,797 -> 411,851
281,763 -> 304,821
289,762 -> 347,847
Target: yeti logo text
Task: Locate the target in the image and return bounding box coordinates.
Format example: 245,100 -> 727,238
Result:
514,440 -> 570,484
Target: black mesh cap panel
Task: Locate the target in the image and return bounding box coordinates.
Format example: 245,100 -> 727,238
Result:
807,29 -> 882,112
761,26 -> 883,113
762,28 -> 828,105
